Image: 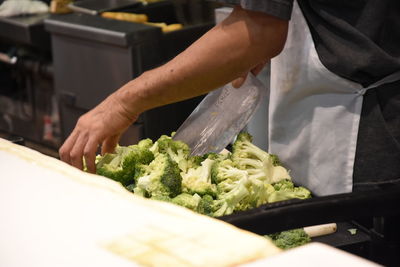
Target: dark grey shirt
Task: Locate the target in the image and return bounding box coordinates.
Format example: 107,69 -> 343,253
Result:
212,0 -> 400,190
212,0 -> 400,86
212,0 -> 293,20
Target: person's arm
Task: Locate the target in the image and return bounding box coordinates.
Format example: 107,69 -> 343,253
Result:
59,6 -> 288,173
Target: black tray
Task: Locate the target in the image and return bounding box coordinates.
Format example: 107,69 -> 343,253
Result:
220,183 -> 400,235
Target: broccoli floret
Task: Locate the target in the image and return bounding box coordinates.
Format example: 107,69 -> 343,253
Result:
133,186 -> 150,197
188,155 -> 205,166
267,229 -> 311,249
96,145 -> 154,186
270,154 -> 281,166
136,153 -> 182,198
213,179 -> 250,217
272,179 -> 295,191
122,147 -> 154,176
181,158 -> 217,197
211,158 -> 248,184
150,134 -> 191,172
150,194 -> 172,203
136,138 -> 153,150
197,194 -> 215,216
268,180 -> 312,203
236,182 -> 276,211
126,183 -> 136,193
183,151 -> 228,172
96,154 -> 128,184
211,155 -> 274,212
232,132 -> 291,184
171,193 -> 202,211
97,132 -> 312,219
203,152 -> 229,161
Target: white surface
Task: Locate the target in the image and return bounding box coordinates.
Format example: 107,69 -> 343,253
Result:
0,141 -> 278,267
269,1 -> 363,195
246,243 -> 381,267
0,141 -> 381,267
0,150 -> 141,267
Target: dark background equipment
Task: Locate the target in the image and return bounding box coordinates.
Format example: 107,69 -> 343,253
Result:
0,0 -> 215,150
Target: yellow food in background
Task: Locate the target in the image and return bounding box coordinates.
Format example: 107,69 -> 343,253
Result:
163,23 -> 183,33
144,22 -> 183,32
101,11 -> 183,33
101,12 -> 148,23
50,0 -> 73,14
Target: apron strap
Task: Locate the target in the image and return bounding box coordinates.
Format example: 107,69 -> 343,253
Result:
358,70 -> 400,95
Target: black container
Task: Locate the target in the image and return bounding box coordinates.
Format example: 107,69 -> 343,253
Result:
219,184 -> 400,266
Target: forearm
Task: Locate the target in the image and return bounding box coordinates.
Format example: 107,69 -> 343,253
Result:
115,6 -> 288,117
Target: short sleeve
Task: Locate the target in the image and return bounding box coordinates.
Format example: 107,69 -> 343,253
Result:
210,0 -> 294,20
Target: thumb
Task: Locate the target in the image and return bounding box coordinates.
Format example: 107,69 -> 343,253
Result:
101,134 -> 121,155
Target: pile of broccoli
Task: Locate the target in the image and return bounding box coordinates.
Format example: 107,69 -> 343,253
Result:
94,132 -> 311,217
267,229 -> 311,250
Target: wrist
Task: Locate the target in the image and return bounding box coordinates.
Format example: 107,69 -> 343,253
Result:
113,82 -> 143,121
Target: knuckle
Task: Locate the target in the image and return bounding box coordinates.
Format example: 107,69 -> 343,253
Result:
77,116 -> 88,126
69,151 -> 80,160
59,147 -> 68,159
83,149 -> 93,158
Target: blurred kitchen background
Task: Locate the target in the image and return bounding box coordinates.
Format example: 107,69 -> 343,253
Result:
0,0 -> 269,157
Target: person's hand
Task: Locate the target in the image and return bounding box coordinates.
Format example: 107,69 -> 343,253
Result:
59,94 -> 138,173
231,60 -> 268,88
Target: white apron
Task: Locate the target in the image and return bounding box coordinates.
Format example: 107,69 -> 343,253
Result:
269,1 -> 400,196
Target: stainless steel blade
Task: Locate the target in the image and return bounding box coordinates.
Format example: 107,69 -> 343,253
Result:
173,73 -> 267,155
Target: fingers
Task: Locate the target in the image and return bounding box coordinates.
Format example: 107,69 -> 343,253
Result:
83,138 -> 98,173
251,60 -> 268,76
231,60 -> 268,88
101,134 -> 121,155
59,131 -> 79,164
58,95 -> 136,172
69,133 -> 89,170
232,73 -> 248,88
59,130 -> 102,173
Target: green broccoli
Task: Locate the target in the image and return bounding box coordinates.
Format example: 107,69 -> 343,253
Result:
267,180 -> 311,203
96,145 -> 154,186
150,135 -> 191,172
135,138 -> 153,150
150,194 -> 173,203
135,153 -> 182,198
232,132 -> 291,184
188,155 -> 205,166
203,152 -> 229,161
197,194 -> 215,216
171,193 -> 202,211
267,229 -> 311,249
270,154 -> 281,166
95,132 -> 314,220
235,182 -> 276,211
211,157 -> 272,212
133,186 -> 149,197
181,158 -> 217,197
126,183 -> 136,193
211,158 -> 248,184
213,179 -> 250,217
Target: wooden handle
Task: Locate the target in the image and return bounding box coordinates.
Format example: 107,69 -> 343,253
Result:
303,223 -> 337,238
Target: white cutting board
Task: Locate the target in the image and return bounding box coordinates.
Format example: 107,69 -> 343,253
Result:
0,139 -> 380,267
247,243 -> 381,267
0,139 -> 279,267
